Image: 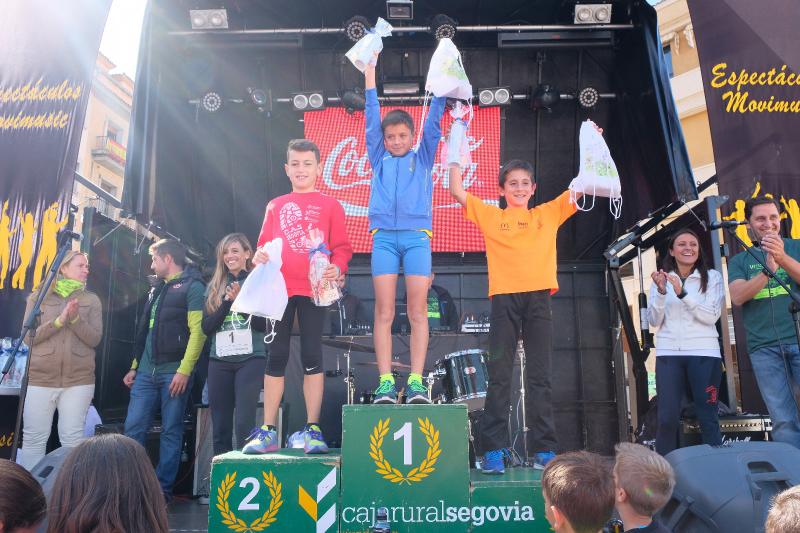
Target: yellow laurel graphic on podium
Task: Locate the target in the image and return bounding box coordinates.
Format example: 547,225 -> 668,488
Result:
369,417 -> 441,485
215,471 -> 283,532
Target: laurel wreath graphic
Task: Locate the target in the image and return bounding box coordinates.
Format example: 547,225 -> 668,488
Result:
215,471 -> 284,532
369,417 -> 441,485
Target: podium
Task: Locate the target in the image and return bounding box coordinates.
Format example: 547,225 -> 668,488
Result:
208,404 -> 550,532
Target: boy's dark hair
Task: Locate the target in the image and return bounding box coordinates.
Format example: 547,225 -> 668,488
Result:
286,138 -> 321,163
149,238 -> 187,268
542,451 -> 615,533
744,195 -> 781,220
498,159 -> 535,209
613,442 -> 675,518
381,110 -> 415,136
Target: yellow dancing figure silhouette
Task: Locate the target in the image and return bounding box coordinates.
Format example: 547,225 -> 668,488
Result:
723,199 -> 752,247
0,200 -> 16,289
781,196 -> 800,239
12,212 -> 37,290
32,202 -> 68,290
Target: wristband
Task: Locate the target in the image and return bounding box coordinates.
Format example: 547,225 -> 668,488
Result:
677,289 -> 688,299
762,268 -> 771,278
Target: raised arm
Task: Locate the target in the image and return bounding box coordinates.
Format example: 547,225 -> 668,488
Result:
364,53 -> 385,168
448,163 -> 467,207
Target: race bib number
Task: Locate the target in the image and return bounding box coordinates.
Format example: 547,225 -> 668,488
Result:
216,312 -> 253,357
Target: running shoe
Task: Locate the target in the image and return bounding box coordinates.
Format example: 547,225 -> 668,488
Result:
241,426 -> 279,454
304,424 -> 329,454
374,380 -> 398,404
405,380 -> 431,404
533,450 -> 556,470
481,449 -> 505,475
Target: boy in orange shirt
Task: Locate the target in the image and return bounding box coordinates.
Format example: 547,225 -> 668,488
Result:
448,124 -> 599,473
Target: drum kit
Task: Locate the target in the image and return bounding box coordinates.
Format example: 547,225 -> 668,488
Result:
321,338 -> 489,411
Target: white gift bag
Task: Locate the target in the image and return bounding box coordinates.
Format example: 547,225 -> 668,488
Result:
425,38 -> 472,100
345,18 -> 393,72
232,238 -> 288,322
569,120 -> 622,218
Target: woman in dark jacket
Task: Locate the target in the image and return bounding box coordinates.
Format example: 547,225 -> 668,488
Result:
201,234 -> 267,454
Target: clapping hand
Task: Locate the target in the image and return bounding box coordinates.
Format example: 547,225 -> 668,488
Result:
651,271 -> 668,294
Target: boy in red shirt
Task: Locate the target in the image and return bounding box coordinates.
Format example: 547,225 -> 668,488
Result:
242,139 -> 353,455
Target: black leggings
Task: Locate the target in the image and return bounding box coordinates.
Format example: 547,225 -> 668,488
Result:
265,296 -> 327,377
207,357 -> 265,455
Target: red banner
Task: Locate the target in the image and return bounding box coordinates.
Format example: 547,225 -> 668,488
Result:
304,105 -> 500,253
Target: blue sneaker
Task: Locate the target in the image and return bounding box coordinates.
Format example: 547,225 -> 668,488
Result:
481,449 -> 505,475
304,424 -> 329,454
406,380 -> 431,404
533,451 -> 556,470
286,430 -> 305,449
242,426 -> 279,454
374,380 -> 398,404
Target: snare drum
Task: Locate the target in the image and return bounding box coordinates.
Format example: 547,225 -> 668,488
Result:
435,349 -> 489,412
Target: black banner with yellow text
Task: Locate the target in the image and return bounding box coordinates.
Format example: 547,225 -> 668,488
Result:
688,0 -> 800,244
0,0 -> 111,337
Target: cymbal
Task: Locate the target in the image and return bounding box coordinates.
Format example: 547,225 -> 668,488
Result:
355,360 -> 412,370
322,338 -> 376,354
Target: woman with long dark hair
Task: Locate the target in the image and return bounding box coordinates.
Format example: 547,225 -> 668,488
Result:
201,233 -> 267,454
20,250 -> 102,470
648,229 -> 725,455
47,434 -> 168,533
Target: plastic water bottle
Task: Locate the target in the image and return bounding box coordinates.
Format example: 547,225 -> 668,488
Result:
447,119 -> 467,166
372,507 -> 390,533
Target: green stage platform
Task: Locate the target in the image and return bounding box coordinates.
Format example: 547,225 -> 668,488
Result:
208,405 -> 549,532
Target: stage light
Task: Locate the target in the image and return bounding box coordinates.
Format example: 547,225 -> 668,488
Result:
382,81 -> 420,96
578,86 -> 600,109
574,3 -> 612,25
201,91 -> 223,113
189,9 -> 229,30
430,14 -> 457,40
386,0 -> 413,20
341,89 -> 366,113
344,16 -> 371,42
530,84 -> 560,111
477,87 -> 511,107
247,87 -> 271,113
292,91 -> 326,111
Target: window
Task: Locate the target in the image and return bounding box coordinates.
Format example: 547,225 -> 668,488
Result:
662,45 -> 674,78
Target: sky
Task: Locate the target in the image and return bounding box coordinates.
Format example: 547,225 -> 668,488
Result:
99,0 -> 147,79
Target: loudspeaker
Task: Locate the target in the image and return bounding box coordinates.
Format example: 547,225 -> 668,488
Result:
658,442 -> 800,532
30,446 -> 71,497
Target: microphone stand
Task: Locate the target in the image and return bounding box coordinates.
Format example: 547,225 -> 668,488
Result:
724,226 -> 800,347
0,230 -> 81,461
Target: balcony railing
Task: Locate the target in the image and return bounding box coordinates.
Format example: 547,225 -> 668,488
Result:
92,136 -> 127,169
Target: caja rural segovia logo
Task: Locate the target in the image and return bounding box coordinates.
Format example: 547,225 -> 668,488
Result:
216,471 -> 283,532
298,467 -> 338,533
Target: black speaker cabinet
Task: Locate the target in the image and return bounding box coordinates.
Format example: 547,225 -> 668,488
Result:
658,442 -> 800,532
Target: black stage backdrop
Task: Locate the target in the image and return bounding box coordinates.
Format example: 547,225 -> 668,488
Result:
122,0 -> 696,262
688,0 -> 800,412
0,0 -> 112,338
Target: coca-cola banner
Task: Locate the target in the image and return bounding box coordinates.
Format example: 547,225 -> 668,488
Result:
305,106 -> 501,253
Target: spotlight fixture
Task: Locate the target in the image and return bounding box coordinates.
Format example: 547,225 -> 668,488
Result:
530,84 -> 560,111
382,81 -> 420,96
341,89 -> 366,113
189,9 -> 229,30
430,14 -> 457,40
292,91 -> 326,111
201,91 -> 223,113
574,3 -> 612,24
344,15 -> 371,42
247,87 -> 272,113
477,87 -> 511,107
386,0 -> 413,21
577,87 -> 600,109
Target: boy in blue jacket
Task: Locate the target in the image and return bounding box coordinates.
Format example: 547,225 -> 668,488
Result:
364,50 -> 446,404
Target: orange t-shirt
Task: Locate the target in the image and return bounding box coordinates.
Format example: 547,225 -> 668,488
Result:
465,191 -> 577,297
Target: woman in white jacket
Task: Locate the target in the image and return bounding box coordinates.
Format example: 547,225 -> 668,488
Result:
648,229 -> 725,455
